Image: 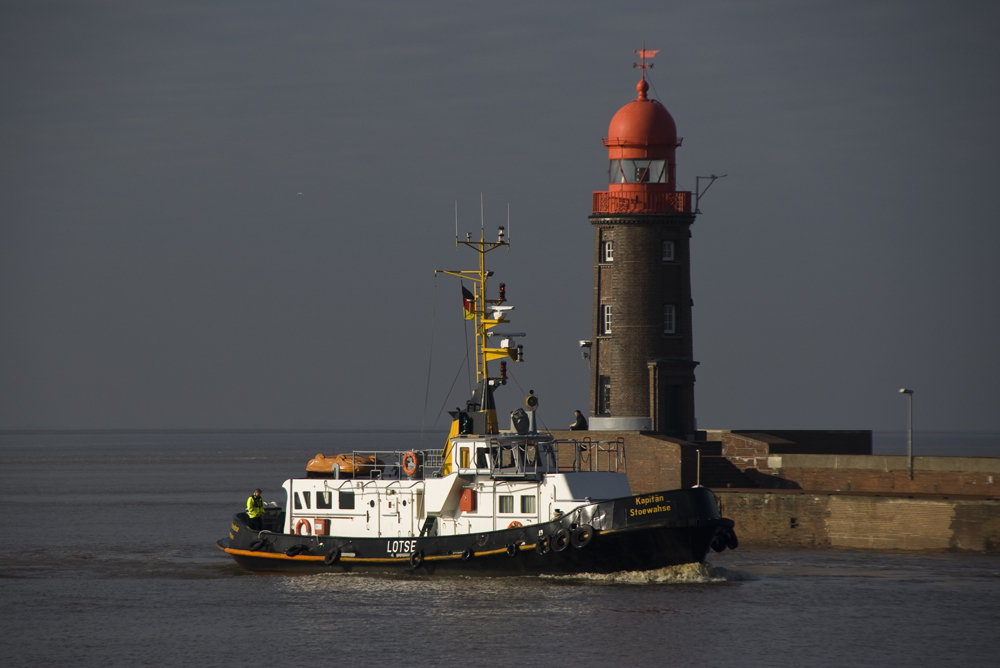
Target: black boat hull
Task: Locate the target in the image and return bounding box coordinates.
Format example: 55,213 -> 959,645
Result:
218,486 -> 736,576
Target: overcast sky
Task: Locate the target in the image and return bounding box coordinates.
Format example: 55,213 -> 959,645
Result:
2,1 -> 998,433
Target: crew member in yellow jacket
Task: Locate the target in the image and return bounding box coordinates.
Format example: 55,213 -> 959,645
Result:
246,488 -> 265,531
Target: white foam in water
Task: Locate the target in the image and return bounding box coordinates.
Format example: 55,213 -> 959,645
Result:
543,561 -> 753,584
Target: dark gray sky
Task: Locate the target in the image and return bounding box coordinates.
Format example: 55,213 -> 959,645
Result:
2,1 -> 998,432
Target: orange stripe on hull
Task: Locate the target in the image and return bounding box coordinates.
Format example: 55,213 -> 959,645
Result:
218,542 -> 541,563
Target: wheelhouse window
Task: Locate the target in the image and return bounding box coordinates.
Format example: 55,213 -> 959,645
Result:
317,492 -> 333,509
603,240 -> 614,262
520,495 -> 536,514
663,304 -> 676,335
339,491 -> 355,510
602,304 -> 613,334
610,159 -> 667,184
662,240 -> 675,262
498,495 -> 514,513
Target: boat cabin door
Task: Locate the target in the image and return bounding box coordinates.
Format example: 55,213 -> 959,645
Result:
378,489 -> 415,537
365,490 -> 379,536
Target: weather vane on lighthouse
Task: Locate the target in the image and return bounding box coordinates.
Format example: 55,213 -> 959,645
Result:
633,44 -> 659,71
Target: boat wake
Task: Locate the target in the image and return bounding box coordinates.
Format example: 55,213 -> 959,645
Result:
543,561 -> 753,584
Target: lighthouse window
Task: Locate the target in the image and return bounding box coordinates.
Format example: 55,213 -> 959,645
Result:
317,491 -> 333,509
598,376 -> 612,415
520,495 -> 536,514
603,240 -> 614,262
602,304 -> 613,334
663,304 -> 676,335
339,491 -> 355,509
498,495 -> 514,513
610,159 -> 667,184
662,240 -> 675,262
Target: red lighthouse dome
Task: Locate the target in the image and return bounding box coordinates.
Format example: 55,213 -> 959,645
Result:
606,78 -> 678,156
594,74 -> 690,213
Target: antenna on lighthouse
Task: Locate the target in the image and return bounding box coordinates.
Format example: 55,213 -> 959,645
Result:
507,203 -> 510,251
695,174 -> 727,214
455,200 -> 458,247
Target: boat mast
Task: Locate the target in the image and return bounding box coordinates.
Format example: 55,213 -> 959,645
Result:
436,213 -> 521,434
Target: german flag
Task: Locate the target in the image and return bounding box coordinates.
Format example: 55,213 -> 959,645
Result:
462,285 -> 475,320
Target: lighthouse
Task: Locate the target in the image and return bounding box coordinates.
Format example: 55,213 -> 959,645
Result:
587,54 -> 697,438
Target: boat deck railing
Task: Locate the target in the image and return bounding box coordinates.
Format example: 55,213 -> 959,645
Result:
343,437 -> 626,481
343,450 -> 445,481
551,437 -> 627,474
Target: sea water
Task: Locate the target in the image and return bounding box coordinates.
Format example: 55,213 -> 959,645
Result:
1,432 -> 997,667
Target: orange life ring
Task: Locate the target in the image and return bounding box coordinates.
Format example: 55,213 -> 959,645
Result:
295,518 -> 312,535
402,451 -> 419,476
508,521 -> 523,529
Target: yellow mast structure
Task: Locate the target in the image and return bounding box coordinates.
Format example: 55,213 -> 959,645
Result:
435,221 -> 521,435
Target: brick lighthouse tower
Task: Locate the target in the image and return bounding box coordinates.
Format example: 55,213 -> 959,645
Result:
587,52 -> 697,438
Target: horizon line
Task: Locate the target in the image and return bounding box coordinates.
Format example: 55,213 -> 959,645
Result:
0,428 -> 449,436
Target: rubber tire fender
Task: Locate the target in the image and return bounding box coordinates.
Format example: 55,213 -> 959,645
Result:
506,543 -> 518,557
461,547 -> 474,561
248,539 -> 266,552
571,525 -> 594,549
551,528 -> 571,552
725,528 -> 739,551
409,550 -> 424,569
324,548 -> 341,565
710,530 -> 727,553
535,536 -> 551,556
285,544 -> 308,557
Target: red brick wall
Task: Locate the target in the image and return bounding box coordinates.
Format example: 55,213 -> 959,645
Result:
720,433 -> 771,471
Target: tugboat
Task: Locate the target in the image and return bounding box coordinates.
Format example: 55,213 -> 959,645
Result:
217,227 -> 737,575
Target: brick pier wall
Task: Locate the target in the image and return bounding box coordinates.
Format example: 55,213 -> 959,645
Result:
762,454 -> 1000,496
715,490 -> 1000,553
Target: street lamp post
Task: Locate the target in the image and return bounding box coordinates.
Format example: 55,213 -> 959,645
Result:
899,388 -> 914,480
